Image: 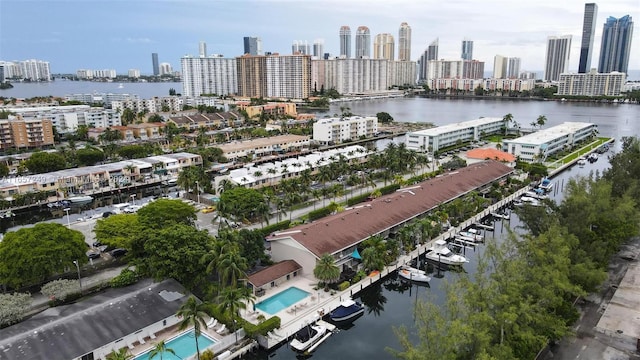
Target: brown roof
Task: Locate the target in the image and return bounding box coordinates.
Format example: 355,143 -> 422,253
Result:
269,160 -> 514,257
466,148 -> 516,162
247,260 -> 302,287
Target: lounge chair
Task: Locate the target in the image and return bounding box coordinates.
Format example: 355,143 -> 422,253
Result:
207,318 -> 218,329
127,342 -> 135,350
216,324 -> 226,334
149,333 -> 156,340
138,336 -> 146,345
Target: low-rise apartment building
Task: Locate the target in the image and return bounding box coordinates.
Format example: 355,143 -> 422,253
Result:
167,111 -> 243,131
235,101 -> 298,119
405,117 -> 506,153
312,116 -> 378,145
217,134 -> 310,162
3,105 -> 121,132
557,70 -> 625,96
502,122 -> 597,162
0,118 -> 55,150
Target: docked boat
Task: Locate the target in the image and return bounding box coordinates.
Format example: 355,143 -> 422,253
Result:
524,189 -> 548,200
457,229 -> 483,242
66,195 -> 94,206
577,157 -> 587,166
290,323 -> 327,352
516,196 -> 541,206
588,153 -> 598,163
425,239 -> 468,266
398,265 -> 431,283
329,298 -> 365,322
538,178 -> 554,193
491,211 -> 510,220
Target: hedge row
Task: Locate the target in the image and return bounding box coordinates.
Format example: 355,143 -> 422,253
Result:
346,193 -> 371,206
308,207 -> 332,221
256,220 -> 291,237
243,316 -> 281,337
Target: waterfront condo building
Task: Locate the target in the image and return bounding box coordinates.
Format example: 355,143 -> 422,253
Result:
544,35 -> 572,81
313,39 -> 324,58
461,39 -> 474,60
152,53 -> 159,76
312,58 -> 400,94
374,33 -> 395,61
418,39 -> 438,82
180,55 -> 238,97
502,122 -> 597,162
340,26 -> 352,58
598,15 -> 634,74
243,36 -> 262,56
7,105 -> 121,132
557,70 -> 625,96
578,3 -> 598,73
355,26 -> 371,58
426,59 -> 485,80
236,54 -> 311,99
312,116 -> 378,145
0,59 -> 51,81
405,117 -> 506,153
398,22 -> 412,61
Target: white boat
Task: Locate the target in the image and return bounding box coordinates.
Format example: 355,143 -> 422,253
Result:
577,157 -> 587,166
491,211 -> 509,220
118,83 -> 124,89
538,178 -> 554,193
425,239 -> 468,266
329,298 -> 365,322
517,196 -> 541,206
290,323 -> 327,352
398,265 -> 431,283
524,190 -> 548,200
66,195 -> 94,205
458,228 -> 483,242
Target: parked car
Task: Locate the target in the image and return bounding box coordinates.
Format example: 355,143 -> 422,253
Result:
201,206 -> 216,214
86,250 -> 101,260
102,211 -> 114,218
109,248 -> 128,258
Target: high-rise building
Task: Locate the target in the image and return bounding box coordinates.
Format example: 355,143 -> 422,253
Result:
374,33 -> 395,60
128,69 -> 140,78
313,39 -> 324,58
292,40 -> 311,55
398,22 -> 412,61
493,55 -> 508,78
199,41 -> 207,58
461,39 -> 474,60
355,26 -> 371,58
558,70 -> 625,96
418,39 -> 438,81
340,26 -> 352,58
0,64 -> 4,83
152,53 -> 159,76
578,3 -> 598,73
14,59 -> 51,81
544,35 -> 572,81
181,55 -> 238,97
598,15 -> 634,74
427,59 -> 484,80
237,54 -> 311,99
507,57 -> 521,79
243,36 -> 262,56
159,63 -> 173,75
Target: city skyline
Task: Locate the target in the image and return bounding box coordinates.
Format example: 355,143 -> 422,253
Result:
0,0 -> 638,74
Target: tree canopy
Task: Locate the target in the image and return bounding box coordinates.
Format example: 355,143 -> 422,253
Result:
136,199 -> 197,228
219,186 -> 266,222
94,214 -> 142,252
376,112 -> 394,124
0,223 -> 86,288
24,151 -> 67,173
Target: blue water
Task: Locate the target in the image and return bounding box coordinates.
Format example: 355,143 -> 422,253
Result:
255,287 -> 310,315
134,330 -> 215,360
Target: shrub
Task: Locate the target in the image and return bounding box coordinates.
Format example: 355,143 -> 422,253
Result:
338,281 -> 350,291
201,350 -> 215,360
379,184 -> 401,195
243,316 -> 281,338
258,220 -> 291,237
110,268 -> 138,288
41,279 -> 80,302
0,292 -> 31,327
346,193 -> 370,206
308,207 -> 332,221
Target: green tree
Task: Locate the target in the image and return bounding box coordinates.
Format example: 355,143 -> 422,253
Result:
121,108 -> 136,125
76,147 -> 105,166
0,292 -> 31,327
176,296 -> 209,360
117,145 -> 149,159
376,112 -> 394,124
0,223 -> 86,288
0,163 -> 8,177
313,253 -> 340,284
536,115 -> 547,128
217,287 -> 255,341
148,340 -> 175,360
24,151 -> 67,173
106,348 -> 133,360
93,214 -> 142,252
148,114 -> 164,123
137,199 -> 197,228
219,186 -> 267,223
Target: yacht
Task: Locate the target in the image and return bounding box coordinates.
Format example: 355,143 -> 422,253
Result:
329,298 -> 365,322
425,240 -> 468,266
290,323 -> 327,352
66,195 -> 94,206
398,265 -> 431,283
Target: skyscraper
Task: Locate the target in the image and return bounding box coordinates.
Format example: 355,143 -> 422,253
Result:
199,41 -> 207,58
544,35 -> 572,81
313,39 -> 324,58
598,15 -> 634,74
243,37 -> 262,56
340,26 -> 351,58
507,57 -> 521,78
355,26 -> 371,58
374,33 -> 395,60
461,39 -> 473,60
398,22 -> 411,61
292,40 -> 311,55
493,55 -> 507,78
151,53 -> 159,76
418,39 -> 438,81
578,3 -> 598,73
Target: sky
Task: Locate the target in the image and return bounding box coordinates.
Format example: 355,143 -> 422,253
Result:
0,0 -> 638,75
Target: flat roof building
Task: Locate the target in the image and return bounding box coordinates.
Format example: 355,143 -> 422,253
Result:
502,122 -> 597,162
557,70 -> 625,96
313,116 -> 378,145
405,117 -> 506,153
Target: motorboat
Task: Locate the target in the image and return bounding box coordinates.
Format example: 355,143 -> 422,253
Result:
491,211 -> 510,220
290,323 -> 327,352
524,189 -> 548,200
425,239 -> 468,266
329,298 -> 365,322
588,153 -> 598,163
577,157 -> 587,166
66,195 -> 94,206
538,178 -> 554,193
516,196 -> 541,207
398,265 -> 431,283
458,228 -> 483,242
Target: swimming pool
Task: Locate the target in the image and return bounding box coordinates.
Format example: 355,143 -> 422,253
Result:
134,330 -> 215,360
255,287 -> 310,315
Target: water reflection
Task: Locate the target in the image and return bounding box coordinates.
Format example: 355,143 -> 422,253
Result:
359,282 -> 387,317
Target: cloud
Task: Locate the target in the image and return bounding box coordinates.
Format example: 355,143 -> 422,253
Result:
110,37 -> 154,44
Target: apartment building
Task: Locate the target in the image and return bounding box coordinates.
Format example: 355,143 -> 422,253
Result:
502,122 -> 597,162
5,105 -> 121,132
312,116 -> 378,145
557,70 -> 625,96
180,55 -> 238,97
217,134 -> 310,162
237,54 -> 312,99
405,117 -> 506,153
235,102 -> 297,119
0,118 -> 55,150
167,111 -> 243,131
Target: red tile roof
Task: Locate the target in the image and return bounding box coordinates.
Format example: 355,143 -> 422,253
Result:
268,161 -> 514,257
466,148 -> 516,162
247,260 -> 302,288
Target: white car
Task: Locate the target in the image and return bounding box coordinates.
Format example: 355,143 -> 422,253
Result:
123,205 -> 142,213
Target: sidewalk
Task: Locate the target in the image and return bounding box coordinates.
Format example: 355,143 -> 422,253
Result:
28,265 -> 129,315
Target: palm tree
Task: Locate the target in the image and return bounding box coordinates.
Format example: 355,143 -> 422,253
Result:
148,340 -> 176,360
218,245 -> 248,287
106,348 -> 133,360
217,287 -> 256,342
313,253 -> 340,286
176,296 -> 209,360
536,115 -> 547,129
